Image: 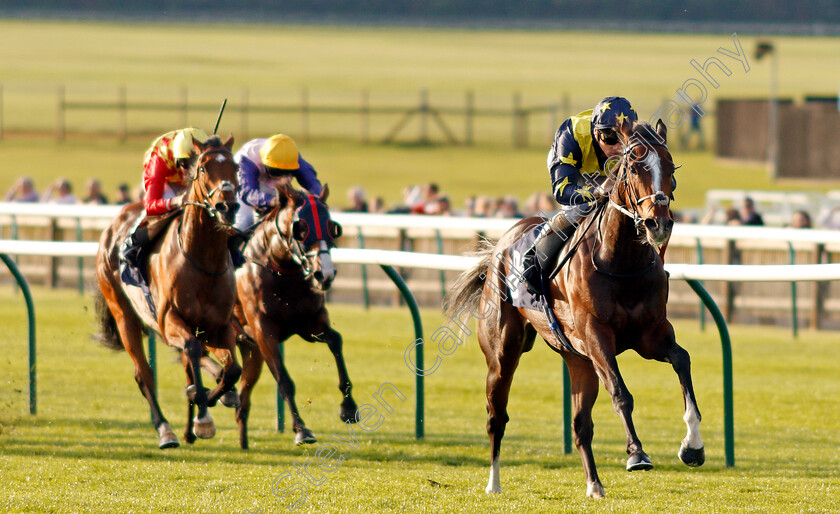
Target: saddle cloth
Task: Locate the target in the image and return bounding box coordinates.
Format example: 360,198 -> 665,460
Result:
504,222 -> 547,312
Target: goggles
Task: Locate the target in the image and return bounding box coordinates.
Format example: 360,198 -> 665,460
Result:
598,128 -> 620,145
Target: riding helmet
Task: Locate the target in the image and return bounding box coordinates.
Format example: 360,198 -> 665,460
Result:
591,96 -> 637,130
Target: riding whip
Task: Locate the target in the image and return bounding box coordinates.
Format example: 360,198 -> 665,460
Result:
213,98 -> 227,135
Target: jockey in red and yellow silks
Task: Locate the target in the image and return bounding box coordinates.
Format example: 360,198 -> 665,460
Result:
119,127 -> 210,282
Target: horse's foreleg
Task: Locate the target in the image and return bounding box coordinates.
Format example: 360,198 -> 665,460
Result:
563,355 -> 605,498
181,336 -> 216,440
236,339 -> 264,450
668,343 -> 705,466
588,328 -> 651,472
253,320 -> 313,445
639,323 -> 705,468
204,326 -> 242,408
319,327 -> 358,423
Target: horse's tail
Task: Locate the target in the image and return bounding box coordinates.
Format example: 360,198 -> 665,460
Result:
92,289 -> 124,351
443,237 -> 495,319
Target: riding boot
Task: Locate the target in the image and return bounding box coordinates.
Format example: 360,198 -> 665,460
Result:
227,229 -> 248,268
521,212 -> 578,295
120,223 -> 151,271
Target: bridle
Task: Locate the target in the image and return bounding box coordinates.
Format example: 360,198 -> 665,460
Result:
272,206 -> 322,279
609,137 -> 671,233
182,147 -> 237,227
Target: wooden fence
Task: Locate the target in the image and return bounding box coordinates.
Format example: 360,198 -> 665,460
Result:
0,85 -> 570,148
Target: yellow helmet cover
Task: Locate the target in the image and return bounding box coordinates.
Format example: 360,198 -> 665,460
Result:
260,134 -> 300,170
172,127 -> 210,160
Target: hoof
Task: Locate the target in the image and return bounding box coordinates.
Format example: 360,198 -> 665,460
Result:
586,481 -> 605,499
185,384 -> 211,403
626,452 -> 654,471
220,390 -> 241,409
294,428 -> 317,445
485,485 -> 502,494
157,423 -> 180,449
193,414 -> 216,439
340,398 -> 359,423
678,442 -> 706,467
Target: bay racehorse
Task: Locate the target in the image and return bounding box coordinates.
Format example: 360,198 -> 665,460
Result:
445,120 -> 704,498
230,184 -> 358,448
95,135 -> 242,449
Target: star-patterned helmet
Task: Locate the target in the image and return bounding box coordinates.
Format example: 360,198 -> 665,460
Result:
591,96 -> 637,130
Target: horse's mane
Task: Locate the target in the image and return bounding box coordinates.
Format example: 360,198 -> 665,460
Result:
243,186 -> 306,261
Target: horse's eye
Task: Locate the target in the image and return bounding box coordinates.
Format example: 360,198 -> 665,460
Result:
292,219 -> 309,241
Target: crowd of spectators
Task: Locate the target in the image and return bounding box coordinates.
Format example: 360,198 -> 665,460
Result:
4,177 -> 137,206
4,176 -> 839,230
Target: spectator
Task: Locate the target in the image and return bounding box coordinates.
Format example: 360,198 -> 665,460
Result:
369,196 -> 386,214
132,183 -> 146,203
41,178 -> 77,204
115,183 -> 132,205
497,196 -> 523,218
345,186 -> 368,212
4,176 -> 39,202
724,207 -> 742,225
701,205 -> 741,225
681,103 -> 705,150
425,194 -> 452,216
818,205 -> 840,229
740,197 -> 764,226
410,183 -> 440,214
464,196 -> 476,217
472,196 -> 492,217
789,210 -> 812,229
82,178 -> 108,205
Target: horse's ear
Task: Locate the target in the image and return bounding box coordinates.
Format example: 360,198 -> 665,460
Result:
191,136 -> 205,154
618,119 -> 633,141
223,133 -> 234,151
655,119 -> 667,144
274,185 -> 290,210
320,183 -> 330,203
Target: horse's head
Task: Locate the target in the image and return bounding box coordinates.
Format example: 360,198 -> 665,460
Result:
612,120 -> 676,247
187,134 -> 239,230
266,184 -> 342,292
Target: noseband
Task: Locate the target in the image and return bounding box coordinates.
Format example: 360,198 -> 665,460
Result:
183,147 -> 237,225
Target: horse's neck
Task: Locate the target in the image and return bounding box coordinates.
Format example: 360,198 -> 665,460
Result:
594,204 -> 654,273
179,205 -> 228,269
251,215 -> 296,270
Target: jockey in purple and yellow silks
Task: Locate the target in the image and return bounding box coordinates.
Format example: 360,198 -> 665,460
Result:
233,134 -> 322,232
521,96 -> 642,294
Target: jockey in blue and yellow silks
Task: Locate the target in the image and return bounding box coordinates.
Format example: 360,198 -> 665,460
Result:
521,96 -> 637,294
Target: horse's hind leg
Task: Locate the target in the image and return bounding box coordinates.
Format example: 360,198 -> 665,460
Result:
480,310 -> 528,494
100,284 -> 178,449
563,355 -> 605,498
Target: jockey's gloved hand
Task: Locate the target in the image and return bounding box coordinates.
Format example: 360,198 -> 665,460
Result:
170,193 -> 187,209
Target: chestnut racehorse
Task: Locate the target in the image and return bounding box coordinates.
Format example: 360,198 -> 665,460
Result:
95,135 -> 242,449
230,184 -> 358,448
445,121 -> 705,498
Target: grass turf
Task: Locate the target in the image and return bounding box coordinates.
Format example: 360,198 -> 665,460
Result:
0,287 -> 838,512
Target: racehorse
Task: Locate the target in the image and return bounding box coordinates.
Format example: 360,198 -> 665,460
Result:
231,183 -> 357,448
95,135 -> 242,449
445,120 -> 704,498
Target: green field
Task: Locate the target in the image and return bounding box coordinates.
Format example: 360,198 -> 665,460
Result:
1,288 -> 838,512
2,20 -> 840,210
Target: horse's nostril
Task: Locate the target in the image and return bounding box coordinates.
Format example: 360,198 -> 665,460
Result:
231,202 -> 240,212
314,271 -> 324,281
644,218 -> 657,230
215,202 -> 227,212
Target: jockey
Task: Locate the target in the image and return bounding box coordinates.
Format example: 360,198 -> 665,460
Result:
120,127 -> 209,275
233,133 -> 322,232
521,96 -> 637,294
